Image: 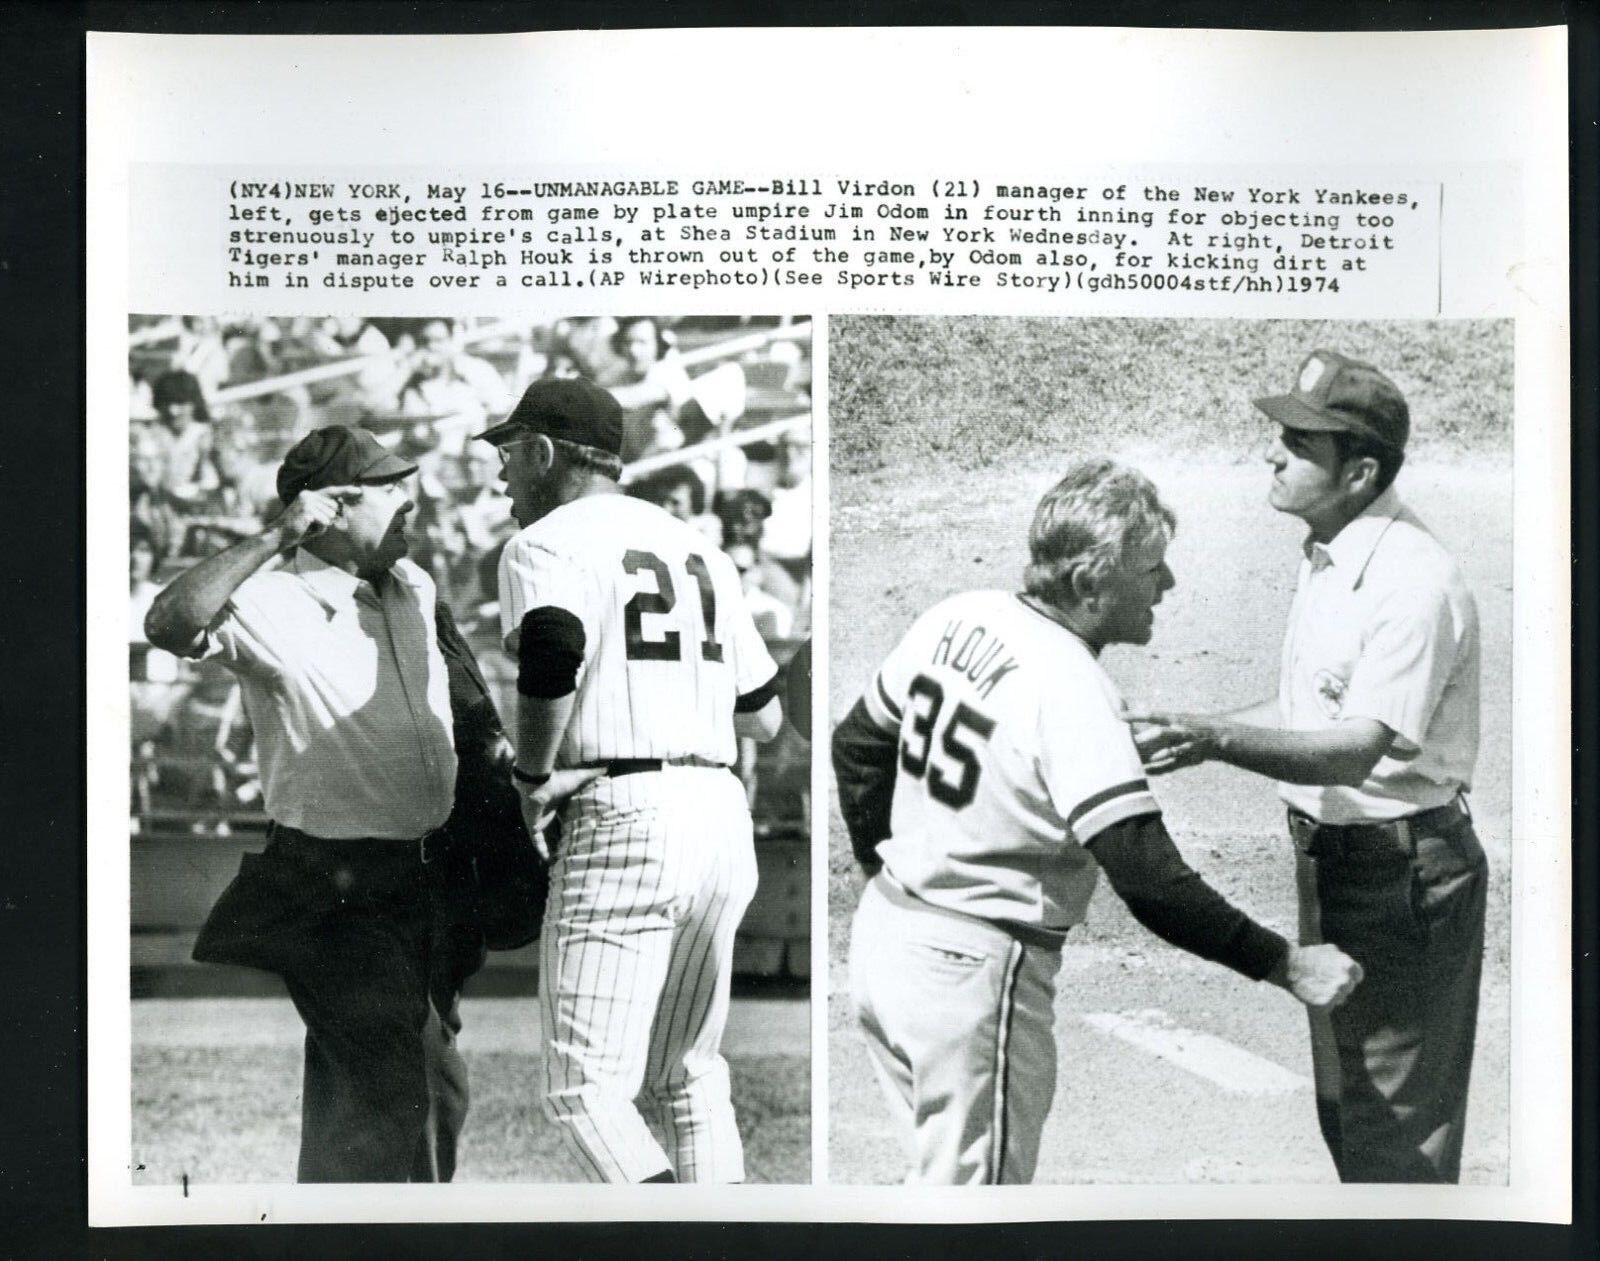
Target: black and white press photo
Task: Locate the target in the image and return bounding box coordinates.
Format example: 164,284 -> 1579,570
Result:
126,313 -> 813,1185
827,316 -> 1512,1186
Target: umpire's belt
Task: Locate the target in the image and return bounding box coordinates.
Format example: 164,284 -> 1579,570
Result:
577,755 -> 733,778
1288,796 -> 1470,862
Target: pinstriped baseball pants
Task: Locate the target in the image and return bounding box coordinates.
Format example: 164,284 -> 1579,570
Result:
849,874 -> 1063,1184
539,766 -> 758,1183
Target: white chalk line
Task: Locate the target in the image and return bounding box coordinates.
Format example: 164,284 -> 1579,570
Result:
1081,1008 -> 1310,1096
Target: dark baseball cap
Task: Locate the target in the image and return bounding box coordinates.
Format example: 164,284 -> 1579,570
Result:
474,377 -> 624,458
1254,350 -> 1410,451
276,424 -> 417,504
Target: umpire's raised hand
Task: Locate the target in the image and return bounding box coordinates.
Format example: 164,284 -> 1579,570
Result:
271,485 -> 364,548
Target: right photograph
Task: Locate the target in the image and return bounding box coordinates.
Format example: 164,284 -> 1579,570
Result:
826,316 -> 1512,1186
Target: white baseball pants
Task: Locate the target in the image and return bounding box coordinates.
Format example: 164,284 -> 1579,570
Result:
849,872 -> 1063,1184
540,766 -> 758,1183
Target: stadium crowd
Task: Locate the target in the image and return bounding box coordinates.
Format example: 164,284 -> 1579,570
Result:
129,314 -> 812,830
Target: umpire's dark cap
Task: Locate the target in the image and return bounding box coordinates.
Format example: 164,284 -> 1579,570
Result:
474,377 -> 624,458
1254,350 -> 1410,451
276,424 -> 417,504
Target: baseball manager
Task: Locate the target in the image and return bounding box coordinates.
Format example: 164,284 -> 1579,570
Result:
481,378 -> 783,1184
833,458 -> 1363,1185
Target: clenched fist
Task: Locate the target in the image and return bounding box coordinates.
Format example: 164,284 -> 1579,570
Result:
1283,943 -> 1364,1010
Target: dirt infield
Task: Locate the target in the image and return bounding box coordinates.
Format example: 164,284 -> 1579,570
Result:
827,455 -> 1511,1184
131,996 -> 810,1185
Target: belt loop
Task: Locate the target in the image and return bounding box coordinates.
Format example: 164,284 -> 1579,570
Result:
1394,816 -> 1413,856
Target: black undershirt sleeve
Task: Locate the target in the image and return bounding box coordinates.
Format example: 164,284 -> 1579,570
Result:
1084,812 -> 1288,982
830,696 -> 899,874
517,606 -> 586,698
735,672 -> 781,713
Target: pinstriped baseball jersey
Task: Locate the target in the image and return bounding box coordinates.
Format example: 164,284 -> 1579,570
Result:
498,494 -> 777,765
863,589 -> 1159,936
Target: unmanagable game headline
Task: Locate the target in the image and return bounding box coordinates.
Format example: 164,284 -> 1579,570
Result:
142,170 -> 1445,316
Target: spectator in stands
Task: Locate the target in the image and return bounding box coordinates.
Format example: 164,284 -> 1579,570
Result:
761,426 -> 812,585
454,443 -> 514,555
398,319 -> 512,455
553,315 -> 625,384
130,426 -> 186,562
150,369 -> 219,508
629,463 -> 702,522
541,343 -> 585,381
727,540 -> 794,641
129,520 -> 179,682
714,487 -> 802,614
130,369 -> 155,422
172,316 -> 232,401
608,317 -> 695,462
408,493 -> 473,609
304,316 -> 404,412
312,315 -> 391,360
218,317 -> 285,385
183,427 -> 276,554
130,519 -> 188,812
629,464 -> 720,546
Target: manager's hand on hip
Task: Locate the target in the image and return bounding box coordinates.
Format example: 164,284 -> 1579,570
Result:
516,766 -> 607,862
1284,943 -> 1364,1010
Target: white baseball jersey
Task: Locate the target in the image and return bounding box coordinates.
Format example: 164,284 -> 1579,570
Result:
863,590 -> 1159,936
499,494 -> 777,766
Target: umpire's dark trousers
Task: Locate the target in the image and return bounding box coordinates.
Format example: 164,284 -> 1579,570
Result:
1291,798 -> 1488,1183
194,825 -> 473,1183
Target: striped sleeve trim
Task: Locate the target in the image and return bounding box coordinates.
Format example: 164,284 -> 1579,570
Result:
1067,779 -> 1159,844
862,673 -> 903,732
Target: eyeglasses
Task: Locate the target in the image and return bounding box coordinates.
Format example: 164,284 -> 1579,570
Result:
495,438 -> 539,469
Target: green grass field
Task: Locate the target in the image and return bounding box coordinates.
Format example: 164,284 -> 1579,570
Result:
830,317 -> 1511,477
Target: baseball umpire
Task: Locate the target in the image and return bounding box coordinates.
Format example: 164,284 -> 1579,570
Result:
1133,352 -> 1487,1182
144,424 -> 527,1182
832,458 -> 1363,1185
479,378 -> 784,1184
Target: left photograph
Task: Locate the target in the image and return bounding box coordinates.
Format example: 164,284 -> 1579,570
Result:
125,314 -> 813,1184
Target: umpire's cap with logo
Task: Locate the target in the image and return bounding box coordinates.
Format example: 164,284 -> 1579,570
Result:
1254,350 -> 1410,451
474,377 -> 624,458
275,424 -> 417,504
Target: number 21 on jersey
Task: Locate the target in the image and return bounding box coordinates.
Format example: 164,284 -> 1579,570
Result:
899,672 -> 995,810
622,548 -> 724,664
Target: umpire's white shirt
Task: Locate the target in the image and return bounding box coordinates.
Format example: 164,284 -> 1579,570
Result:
863,590 -> 1160,938
499,494 -> 776,768
187,550 -> 457,839
1278,487 -> 1481,824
